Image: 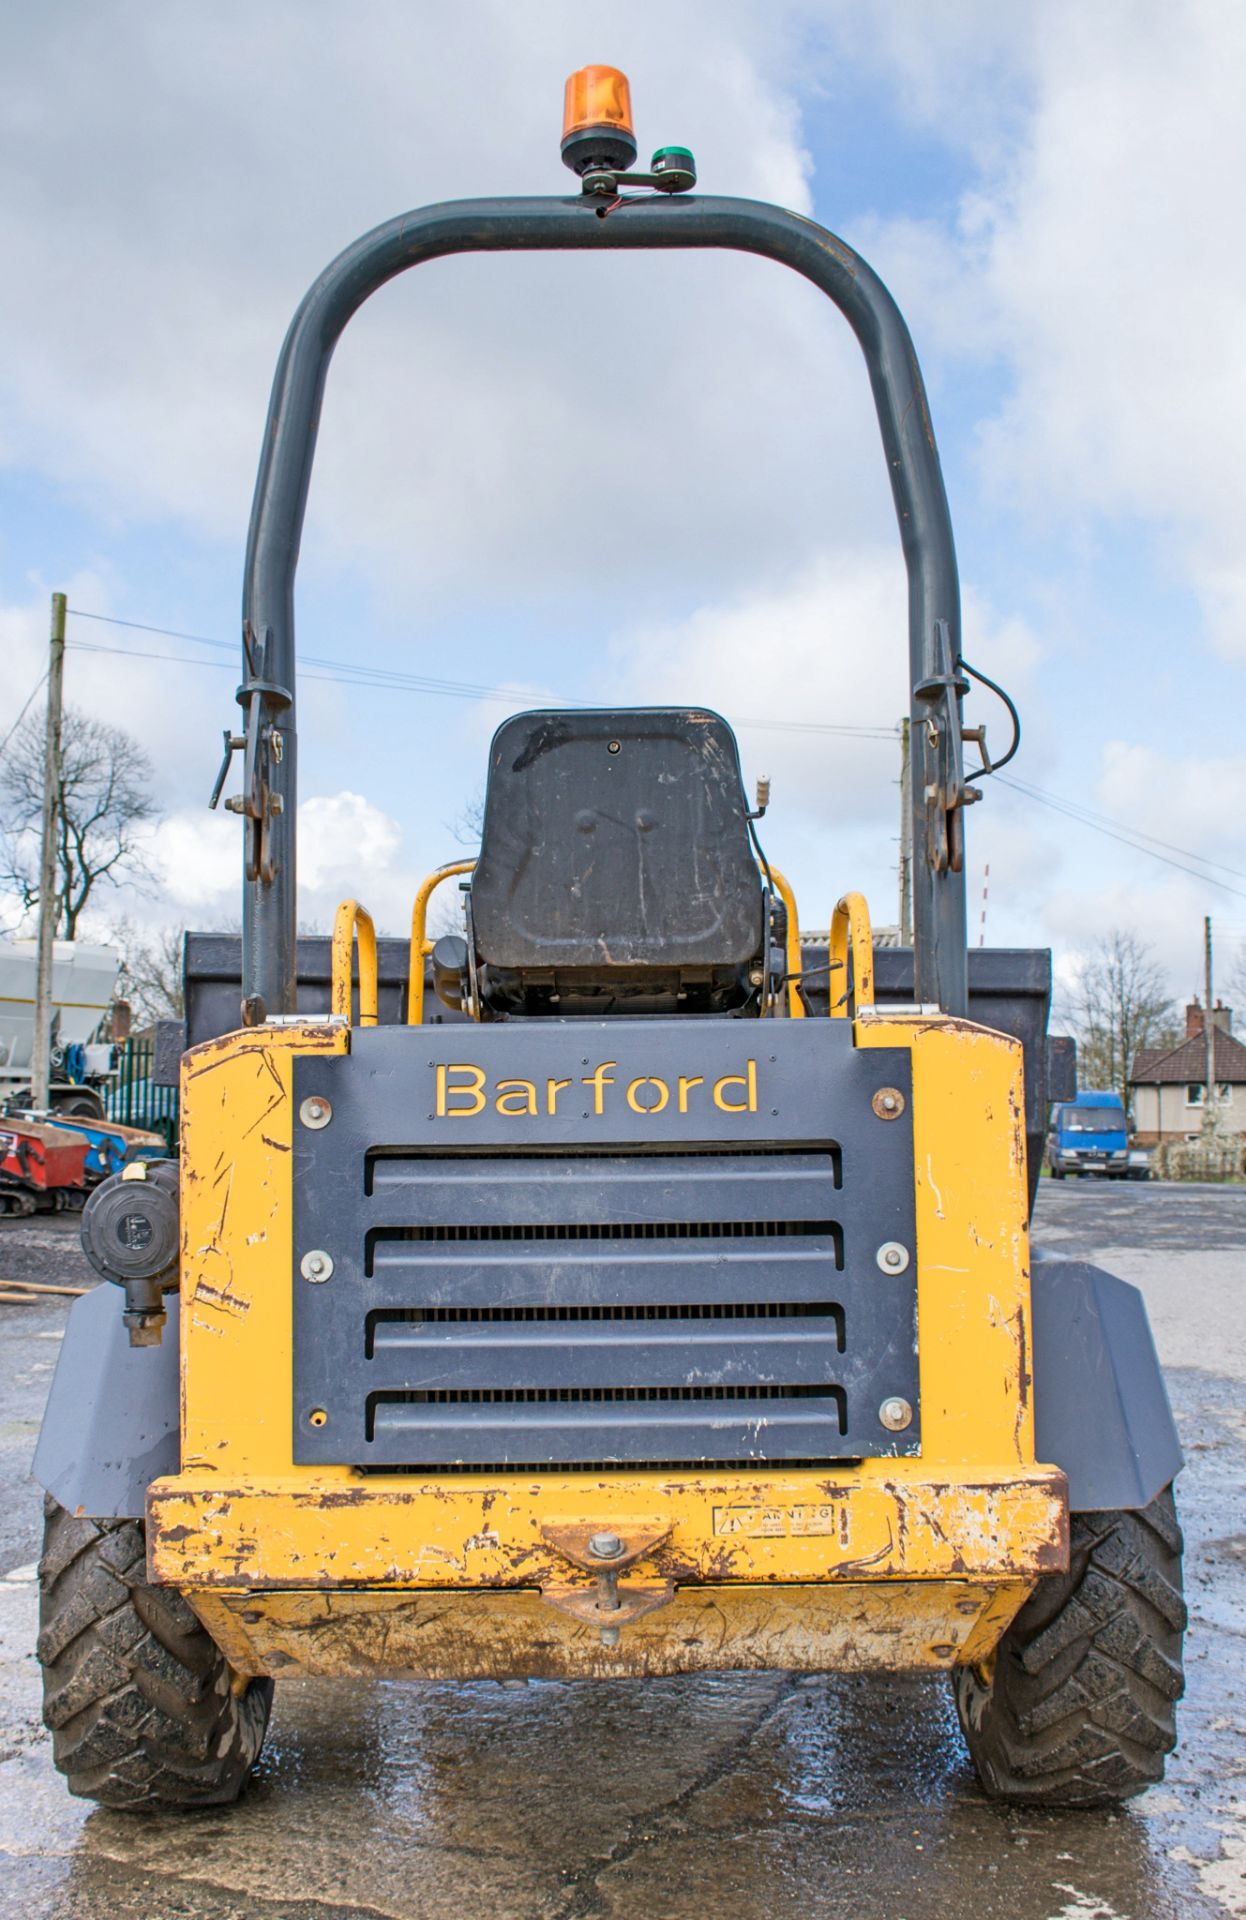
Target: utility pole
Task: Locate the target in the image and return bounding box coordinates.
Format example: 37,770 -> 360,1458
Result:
30,592 -> 66,1110
898,717 -> 913,947
1203,913 -> 1216,1133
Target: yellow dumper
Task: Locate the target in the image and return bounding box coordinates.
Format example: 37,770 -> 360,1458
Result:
36,68 -> 1183,1813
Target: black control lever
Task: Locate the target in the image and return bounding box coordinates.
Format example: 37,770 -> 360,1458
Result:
209,730 -> 246,810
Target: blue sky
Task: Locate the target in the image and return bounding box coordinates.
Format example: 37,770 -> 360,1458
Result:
2,3 -> 1243,1003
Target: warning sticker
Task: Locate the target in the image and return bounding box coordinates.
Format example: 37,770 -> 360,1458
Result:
712,1503 -> 851,1542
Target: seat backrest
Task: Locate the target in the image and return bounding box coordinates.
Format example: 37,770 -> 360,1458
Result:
471,708 -> 764,974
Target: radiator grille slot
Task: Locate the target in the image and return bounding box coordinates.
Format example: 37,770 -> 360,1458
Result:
360,1457 -> 847,1476
367,1382 -> 847,1445
364,1297 -> 840,1344
366,1142 -> 843,1190
374,1383 -> 839,1406
366,1217 -> 840,1274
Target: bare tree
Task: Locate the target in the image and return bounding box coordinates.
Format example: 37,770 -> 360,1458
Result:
112,919 -> 186,1026
1061,930 -> 1178,1115
0,708 -> 159,936
447,788 -> 484,850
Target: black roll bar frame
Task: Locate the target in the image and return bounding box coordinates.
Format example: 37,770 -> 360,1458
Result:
240,193 -> 968,1016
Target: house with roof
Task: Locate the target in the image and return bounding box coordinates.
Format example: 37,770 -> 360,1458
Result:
1130,999 -> 1246,1146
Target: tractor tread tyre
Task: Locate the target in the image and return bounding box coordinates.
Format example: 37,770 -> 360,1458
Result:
37,1496 -> 272,1810
954,1486 -> 1185,1808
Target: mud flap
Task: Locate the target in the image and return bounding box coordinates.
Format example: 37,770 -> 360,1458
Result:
1030,1252 -> 1182,1511
33,1283 -> 179,1518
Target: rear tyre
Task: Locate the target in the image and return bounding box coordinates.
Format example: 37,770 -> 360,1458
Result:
954,1486 -> 1185,1807
37,1496 -> 273,1809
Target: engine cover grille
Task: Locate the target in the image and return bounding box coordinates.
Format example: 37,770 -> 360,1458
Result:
291,1021 -> 917,1468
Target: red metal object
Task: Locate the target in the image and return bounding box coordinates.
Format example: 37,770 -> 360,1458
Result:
0,1118 -> 89,1195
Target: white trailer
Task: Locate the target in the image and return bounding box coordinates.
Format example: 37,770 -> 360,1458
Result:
0,941 -> 121,1117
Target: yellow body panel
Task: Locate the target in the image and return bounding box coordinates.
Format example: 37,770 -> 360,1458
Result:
155,1006 -> 1063,1676
190,1579 -> 1031,1681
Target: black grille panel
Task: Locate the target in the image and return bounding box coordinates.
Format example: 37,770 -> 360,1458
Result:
292,1025 -> 919,1468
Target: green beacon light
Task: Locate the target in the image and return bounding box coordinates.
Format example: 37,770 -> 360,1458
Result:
650,146 -> 697,192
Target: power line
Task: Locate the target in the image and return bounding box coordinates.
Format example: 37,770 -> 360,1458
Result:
65,613 -> 900,741
0,670 -> 49,762
62,609 -> 1244,893
1000,771 -> 1246,884
994,774 -> 1246,902
68,608 -> 231,651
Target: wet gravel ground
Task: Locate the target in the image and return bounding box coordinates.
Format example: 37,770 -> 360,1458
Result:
0,1182 -> 1243,1920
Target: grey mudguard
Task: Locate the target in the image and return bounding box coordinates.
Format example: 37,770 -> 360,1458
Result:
1030,1252 -> 1182,1511
29,1237 -> 1178,1519
33,1284 -> 180,1519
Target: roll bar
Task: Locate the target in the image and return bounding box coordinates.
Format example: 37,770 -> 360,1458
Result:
238,193 -> 968,1016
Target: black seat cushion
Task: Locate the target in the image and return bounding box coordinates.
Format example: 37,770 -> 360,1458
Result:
471,709 -> 764,972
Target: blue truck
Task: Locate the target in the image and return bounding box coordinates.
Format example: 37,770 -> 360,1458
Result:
1047,1089 -> 1131,1178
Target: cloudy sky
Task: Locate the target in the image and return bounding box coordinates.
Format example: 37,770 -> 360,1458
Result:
1,2 -> 1243,1001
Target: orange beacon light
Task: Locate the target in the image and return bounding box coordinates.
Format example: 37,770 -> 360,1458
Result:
561,66 -> 638,176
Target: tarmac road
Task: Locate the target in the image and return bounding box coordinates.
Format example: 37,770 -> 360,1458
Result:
1,1181 -> 1243,1920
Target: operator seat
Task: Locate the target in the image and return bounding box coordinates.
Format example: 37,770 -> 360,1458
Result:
461,707 -> 766,1016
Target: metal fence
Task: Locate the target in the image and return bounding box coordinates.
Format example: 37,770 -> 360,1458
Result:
106,1038 -> 179,1152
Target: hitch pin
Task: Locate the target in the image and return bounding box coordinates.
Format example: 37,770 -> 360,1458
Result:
595,1568 -> 622,1647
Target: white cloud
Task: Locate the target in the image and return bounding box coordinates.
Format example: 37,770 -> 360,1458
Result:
614,548 -> 906,821
0,4 -> 885,608
298,791 -> 401,895
151,809 -> 238,911
969,732 -> 1246,995
1097,742 -> 1246,882
147,788 -> 413,933
860,2 -> 1246,659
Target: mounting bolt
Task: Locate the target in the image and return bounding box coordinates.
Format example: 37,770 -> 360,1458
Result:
876,1241 -> 910,1275
880,1396 -> 913,1431
300,1249 -> 334,1283
872,1086 -> 906,1120
588,1531 -> 625,1561
300,1096 -> 332,1130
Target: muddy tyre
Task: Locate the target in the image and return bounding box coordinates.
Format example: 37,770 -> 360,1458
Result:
37,1496 -> 272,1809
954,1486 -> 1185,1807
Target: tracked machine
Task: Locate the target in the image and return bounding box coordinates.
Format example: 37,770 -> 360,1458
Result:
35,68 -> 1184,1812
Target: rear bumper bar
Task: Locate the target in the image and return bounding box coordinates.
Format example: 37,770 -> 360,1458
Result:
147,1467 -> 1067,1591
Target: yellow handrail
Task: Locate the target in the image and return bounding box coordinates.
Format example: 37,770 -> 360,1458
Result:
407,860 -> 477,1025
829,891 -> 874,1019
330,900 -> 378,1027
767,865 -> 805,1019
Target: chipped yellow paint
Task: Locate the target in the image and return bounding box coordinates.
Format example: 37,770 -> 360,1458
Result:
829,892 -> 874,1014
187,1578 -> 1035,1682
855,1011 -> 1038,1467
177,1022 -> 346,1471
330,900 -> 377,1025
147,1472 -> 1066,1589
156,1004 -> 1064,1677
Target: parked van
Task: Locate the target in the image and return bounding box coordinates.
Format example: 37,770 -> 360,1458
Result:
1047,1090 -> 1129,1178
